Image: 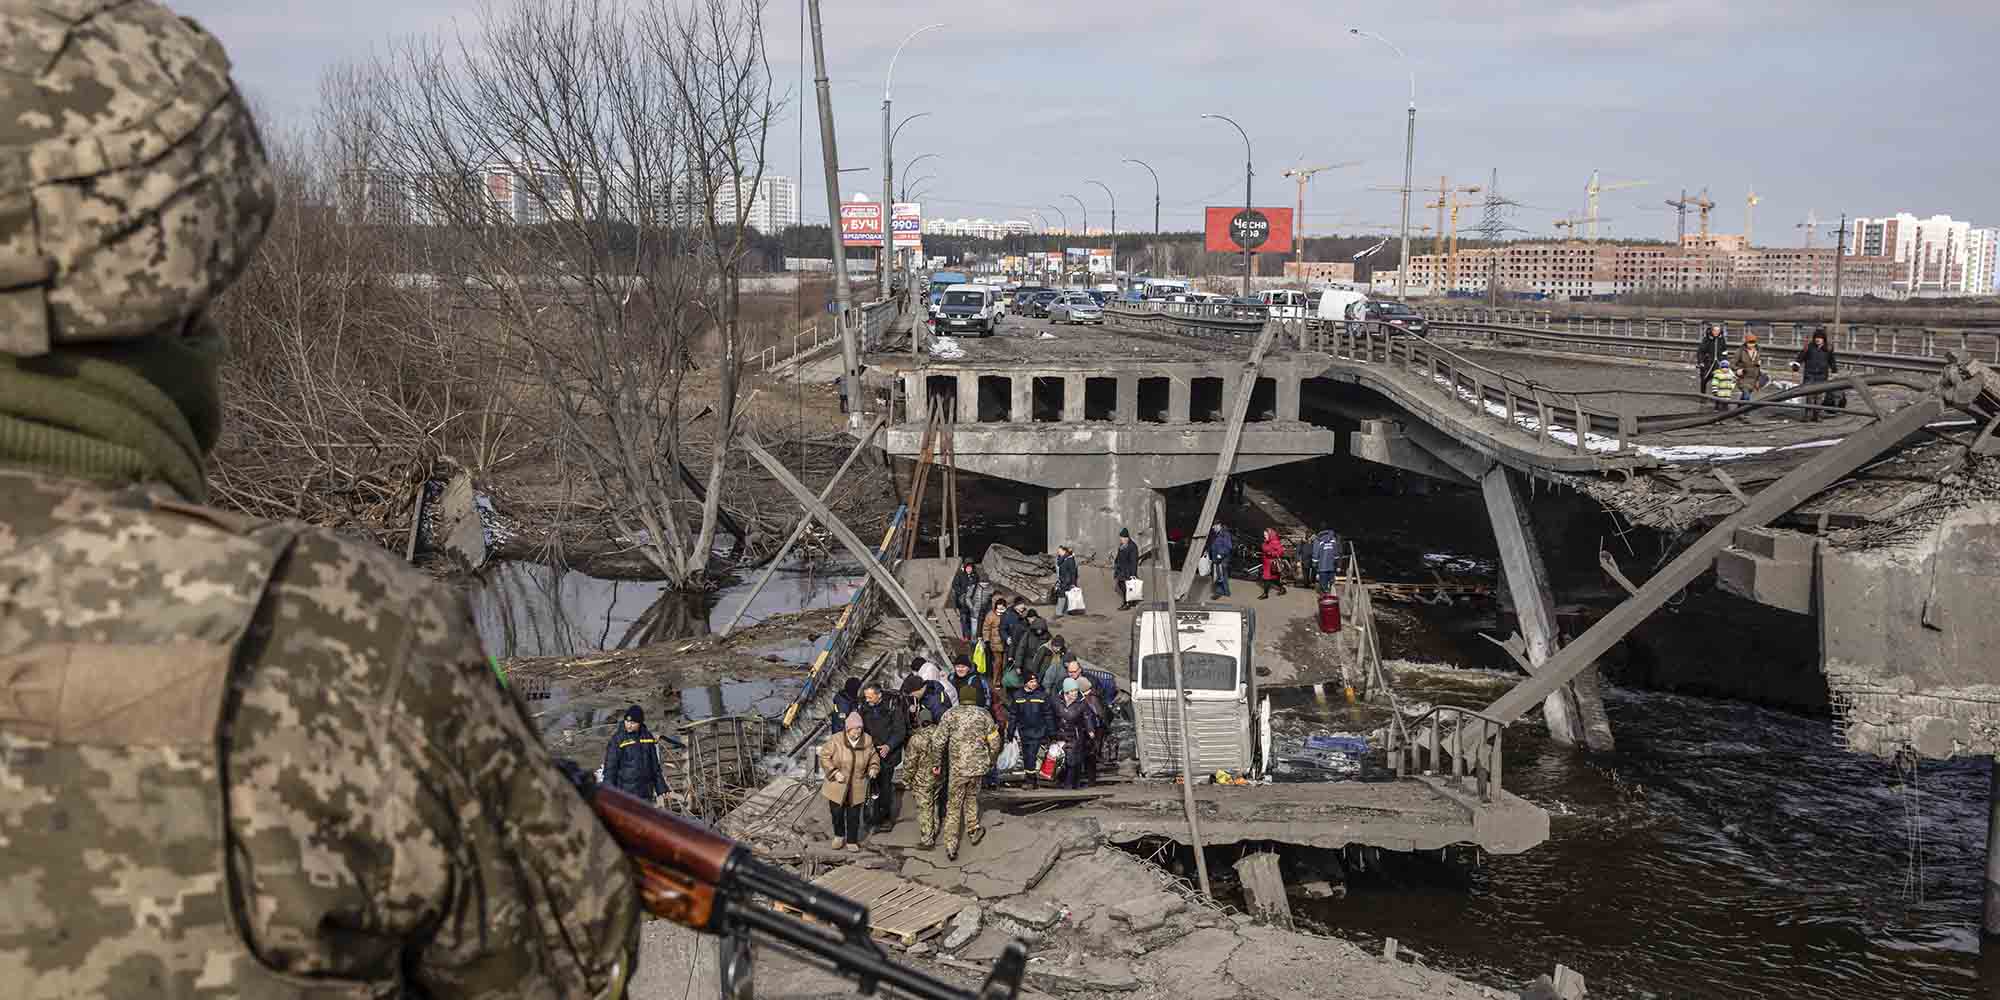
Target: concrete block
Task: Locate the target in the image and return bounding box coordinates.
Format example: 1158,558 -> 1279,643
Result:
993,897 -> 1062,931
1232,852 -> 1293,930
1110,891 -> 1184,933
1715,544 -> 1812,616
943,904 -> 983,951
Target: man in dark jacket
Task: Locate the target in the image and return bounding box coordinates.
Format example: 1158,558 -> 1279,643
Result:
1038,635 -> 1073,694
1010,614 -> 1050,676
949,560 -> 981,640
949,657 -> 991,709
1208,524 -> 1235,598
603,705 -> 671,804
1695,324 -> 1728,397
998,598 -> 1027,662
861,681 -> 911,831
1311,528 -> 1342,593
1793,329 -> 1840,422
1055,545 -> 1082,615
1010,674 -> 1054,787
1114,528 -> 1140,610
904,672 -> 950,729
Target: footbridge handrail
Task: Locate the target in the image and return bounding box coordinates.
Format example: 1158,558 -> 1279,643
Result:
1420,305 -> 2000,367
1388,703 -> 1506,803
1422,316 -> 1951,377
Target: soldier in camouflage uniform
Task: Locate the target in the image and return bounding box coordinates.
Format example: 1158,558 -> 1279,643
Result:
937,704 -> 1000,861
904,722 -> 950,847
0,4 -> 638,997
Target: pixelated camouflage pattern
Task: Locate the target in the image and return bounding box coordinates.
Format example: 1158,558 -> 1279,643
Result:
937,705 -> 997,851
902,724 -> 948,844
0,469 -> 638,998
0,0 -> 275,358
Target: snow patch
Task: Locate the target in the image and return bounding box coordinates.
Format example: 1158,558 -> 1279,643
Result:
928,336 -> 965,360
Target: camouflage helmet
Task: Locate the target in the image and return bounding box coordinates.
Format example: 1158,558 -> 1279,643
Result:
0,0 -> 274,358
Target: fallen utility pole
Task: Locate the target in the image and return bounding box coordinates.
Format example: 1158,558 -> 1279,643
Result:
740,435 -> 954,669
1174,320 -> 1282,600
1155,496 -> 1212,900
806,0 -> 862,432
1483,395 -> 1946,726
717,417 -> 886,636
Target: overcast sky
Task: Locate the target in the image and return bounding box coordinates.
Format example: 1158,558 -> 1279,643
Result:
183,0 -> 1999,243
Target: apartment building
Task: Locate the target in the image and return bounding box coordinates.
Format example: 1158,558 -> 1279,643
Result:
1850,213 -> 1996,295
920,218 -> 1034,239
1375,240 -> 1900,300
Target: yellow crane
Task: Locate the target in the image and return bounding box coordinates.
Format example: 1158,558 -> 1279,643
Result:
1692,188 -> 1717,239
1585,169 -> 1648,240
1424,177 -> 1483,291
1745,185 -> 1760,246
1280,160 -> 1362,264
1554,214 -> 1615,238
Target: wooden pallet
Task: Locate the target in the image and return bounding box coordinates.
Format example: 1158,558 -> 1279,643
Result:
768,865 -> 966,946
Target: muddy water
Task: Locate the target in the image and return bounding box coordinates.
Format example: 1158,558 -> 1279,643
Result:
1283,667 -> 1995,1000
470,558 -> 868,659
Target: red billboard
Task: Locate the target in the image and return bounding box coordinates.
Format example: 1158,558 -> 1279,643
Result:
1204,206 -> 1293,255
840,201 -> 883,247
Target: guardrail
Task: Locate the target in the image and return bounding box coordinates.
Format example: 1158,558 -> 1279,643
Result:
1420,306 -> 2000,367
1388,703 -> 1505,803
753,299 -> 900,374
1422,317 -> 1950,378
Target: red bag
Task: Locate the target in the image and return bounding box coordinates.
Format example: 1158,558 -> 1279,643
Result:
1038,746 -> 1060,780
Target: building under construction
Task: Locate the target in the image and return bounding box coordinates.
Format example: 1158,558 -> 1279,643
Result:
1378,238 -> 1905,301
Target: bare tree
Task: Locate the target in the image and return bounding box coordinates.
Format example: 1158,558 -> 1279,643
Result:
370,0 -> 780,592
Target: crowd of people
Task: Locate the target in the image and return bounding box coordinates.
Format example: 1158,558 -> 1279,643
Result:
1696,323 -> 1843,419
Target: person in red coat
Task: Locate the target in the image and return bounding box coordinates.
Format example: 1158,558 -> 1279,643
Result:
1259,527 -> 1289,600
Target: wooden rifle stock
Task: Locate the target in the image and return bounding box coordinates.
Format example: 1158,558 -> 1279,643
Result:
587,781 -> 735,929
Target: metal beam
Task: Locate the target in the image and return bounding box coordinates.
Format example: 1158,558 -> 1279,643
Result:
1174,321 -> 1283,600
1482,466 -> 1610,750
1484,396 -> 1947,725
739,435 -> 955,669
717,417 -> 886,635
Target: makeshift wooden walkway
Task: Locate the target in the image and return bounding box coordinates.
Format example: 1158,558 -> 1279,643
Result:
769,865 -> 966,946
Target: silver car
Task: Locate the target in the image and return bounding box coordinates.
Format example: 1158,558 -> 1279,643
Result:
1047,292 -> 1104,325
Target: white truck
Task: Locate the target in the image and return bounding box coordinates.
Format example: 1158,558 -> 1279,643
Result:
1128,605 -> 1258,777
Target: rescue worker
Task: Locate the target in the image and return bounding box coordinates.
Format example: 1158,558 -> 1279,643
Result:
1734,333 -> 1766,402
1054,544 -> 1081,614
817,713 -> 878,851
602,705 -> 672,805
1208,523 -> 1236,598
904,723 -> 951,848
949,559 -> 981,640
1311,527 -> 1342,593
860,681 -> 909,831
1114,527 -> 1140,610
936,704 -> 1000,861
1707,358 -> 1739,411
1010,673 -> 1054,788
1695,323 -> 1728,395
1259,527 -> 1289,599
1793,328 -> 1840,422
0,6 -> 636,994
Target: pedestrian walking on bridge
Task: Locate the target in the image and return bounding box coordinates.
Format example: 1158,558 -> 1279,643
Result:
1734,334 -> 1766,402
936,705 -> 999,861
1114,528 -> 1140,610
1793,328 -> 1841,422
1208,524 -> 1235,598
818,713 -> 878,850
1258,527 -> 1289,599
904,724 -> 950,848
1695,323 -> 1729,397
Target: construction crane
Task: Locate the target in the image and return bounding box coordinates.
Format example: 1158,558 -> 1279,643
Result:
1745,185 -> 1760,247
1665,189 -> 1692,240
1797,209 -> 1820,249
1554,215 -> 1614,238
1280,159 -> 1362,264
1692,188 -> 1716,239
1585,170 -> 1648,240
1424,177 -> 1483,292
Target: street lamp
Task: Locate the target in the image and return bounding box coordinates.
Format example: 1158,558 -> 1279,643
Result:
1087,179 -> 1117,272
1046,204 -> 1068,235
883,22 -> 945,297
1201,113 -> 1254,296
1349,27 -> 1415,302
898,153 -> 940,199
891,111 -> 930,152
1123,158 -> 1161,274
1064,193 -> 1089,239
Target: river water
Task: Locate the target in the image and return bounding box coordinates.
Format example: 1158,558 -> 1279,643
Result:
1283,664 -> 1994,1000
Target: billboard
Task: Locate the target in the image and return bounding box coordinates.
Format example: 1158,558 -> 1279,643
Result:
891,202 -> 923,249
1203,206 -> 1294,255
840,201 -> 882,247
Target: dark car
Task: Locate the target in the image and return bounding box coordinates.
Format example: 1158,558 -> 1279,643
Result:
1086,290 -> 1111,306
1362,300 -> 1428,336
1026,289 -> 1062,318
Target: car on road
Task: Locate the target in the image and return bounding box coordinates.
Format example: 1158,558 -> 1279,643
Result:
1047,291 -> 1105,325
937,284 -> 999,336
1024,289 -> 1062,318
1359,300 -> 1428,336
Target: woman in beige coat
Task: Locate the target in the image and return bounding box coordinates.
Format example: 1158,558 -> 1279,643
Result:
820,712 -> 880,850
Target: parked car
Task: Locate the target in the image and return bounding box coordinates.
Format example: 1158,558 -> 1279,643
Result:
937,284 -> 999,336
1025,289 -> 1062,318
1360,300 -> 1428,336
1047,291 -> 1105,325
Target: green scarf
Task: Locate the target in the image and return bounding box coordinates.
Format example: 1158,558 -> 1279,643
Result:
0,331 -> 222,503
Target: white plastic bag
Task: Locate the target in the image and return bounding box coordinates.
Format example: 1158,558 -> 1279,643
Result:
1197,553 -> 1212,577
995,736 -> 1022,772
1064,586 -> 1086,613
1124,578 -> 1144,601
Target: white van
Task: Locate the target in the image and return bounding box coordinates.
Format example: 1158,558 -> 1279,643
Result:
1316,287 -> 1370,325
1258,289 -> 1314,319
1129,605 -> 1257,777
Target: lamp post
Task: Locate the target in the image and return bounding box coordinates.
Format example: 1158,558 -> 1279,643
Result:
1349,27 -> 1415,302
1087,179 -> 1116,270
1046,204 -> 1068,235
898,152 -> 939,192
1201,113 -> 1253,296
883,23 -> 944,298
1064,193 -> 1089,238
1123,158 -> 1160,275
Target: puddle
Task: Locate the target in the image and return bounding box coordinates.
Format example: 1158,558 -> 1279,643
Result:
680,678 -> 805,721
470,559 -> 867,659
748,639 -> 827,667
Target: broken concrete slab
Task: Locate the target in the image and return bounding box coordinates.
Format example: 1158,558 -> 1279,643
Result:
993,897 -> 1062,931
1023,959 -> 1142,994
1111,891 -> 1185,933
942,904 -> 983,951
895,813 -> 1100,899
1234,852 -> 1294,930
1137,926 -> 1242,1000
1224,924 -> 1498,1000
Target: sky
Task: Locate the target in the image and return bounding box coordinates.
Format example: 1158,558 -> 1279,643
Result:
183,0 -> 2000,245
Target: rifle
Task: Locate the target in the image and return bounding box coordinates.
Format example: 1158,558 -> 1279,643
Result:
561,763 -> 1027,1000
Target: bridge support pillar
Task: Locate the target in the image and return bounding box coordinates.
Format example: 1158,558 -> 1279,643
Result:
956,373 -> 979,423
1115,375 -> 1138,424
1481,466 -> 1615,752
1010,376 -> 1032,424
1168,378 -> 1191,424
1062,375 -> 1086,422
1276,377 -> 1301,423
1048,485 -> 1157,566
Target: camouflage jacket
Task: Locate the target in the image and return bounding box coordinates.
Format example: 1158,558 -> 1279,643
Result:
938,704 -> 998,785
901,724 -> 949,795
0,470 -> 637,998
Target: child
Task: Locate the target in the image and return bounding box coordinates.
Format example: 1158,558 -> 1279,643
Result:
1707,357 -> 1738,411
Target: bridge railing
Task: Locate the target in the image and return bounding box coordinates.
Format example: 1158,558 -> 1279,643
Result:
753,298 -> 900,374
1388,703 -> 1506,803
1419,305 -> 2000,369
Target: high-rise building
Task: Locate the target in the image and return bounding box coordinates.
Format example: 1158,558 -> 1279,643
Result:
712,174 -> 799,233
1372,240 -> 1901,300
1849,213 -> 1991,296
